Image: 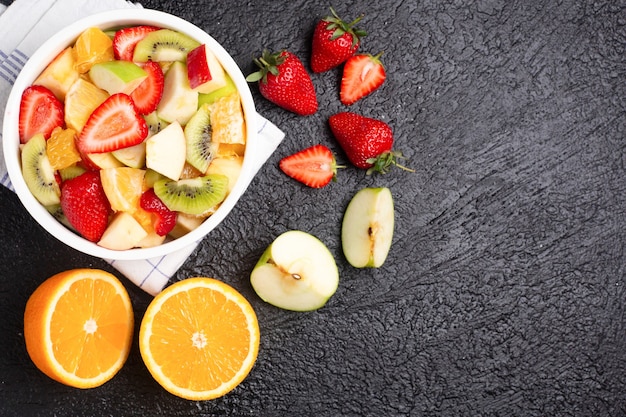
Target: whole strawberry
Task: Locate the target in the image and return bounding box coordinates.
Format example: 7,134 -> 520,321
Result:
310,7 -> 367,73
328,112 -> 413,175
60,171 -> 111,242
246,50 -> 318,116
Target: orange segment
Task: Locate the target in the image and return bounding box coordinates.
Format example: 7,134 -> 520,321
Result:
73,27 -> 114,73
65,77 -> 109,132
139,277 -> 260,400
100,167 -> 146,213
23,269 -> 133,389
46,126 -> 81,170
209,93 -> 246,145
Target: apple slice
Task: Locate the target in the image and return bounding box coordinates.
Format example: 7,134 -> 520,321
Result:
33,47 -> 80,101
112,141 -> 146,168
89,60 -> 148,95
206,156 -> 242,193
145,120 -> 186,180
157,61 -> 198,125
98,211 -> 148,250
187,44 -> 228,94
250,230 -> 339,311
198,73 -> 237,107
341,187 -> 394,268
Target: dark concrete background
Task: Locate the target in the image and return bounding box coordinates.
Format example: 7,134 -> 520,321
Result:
0,0 -> 624,415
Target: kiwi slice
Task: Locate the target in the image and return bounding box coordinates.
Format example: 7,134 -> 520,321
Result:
184,104 -> 219,173
21,133 -> 61,206
133,29 -> 200,62
58,165 -> 86,182
144,111 -> 170,136
153,174 -> 229,216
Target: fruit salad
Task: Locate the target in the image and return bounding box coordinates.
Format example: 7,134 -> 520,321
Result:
18,25 -> 246,250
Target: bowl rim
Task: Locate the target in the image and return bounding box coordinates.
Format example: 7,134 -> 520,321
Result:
2,8 -> 257,261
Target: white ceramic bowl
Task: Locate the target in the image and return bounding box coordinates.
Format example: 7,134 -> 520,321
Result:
3,9 -> 257,260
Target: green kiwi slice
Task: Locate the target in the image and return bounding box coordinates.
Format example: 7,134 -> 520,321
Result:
21,133 -> 61,206
58,165 -> 86,182
144,111 -> 170,136
184,103 -> 218,173
133,29 -> 200,62
153,174 -> 229,216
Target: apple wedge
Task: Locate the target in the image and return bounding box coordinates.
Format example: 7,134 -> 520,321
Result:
187,44 -> 228,94
145,121 -> 186,181
89,60 -> 148,95
98,211 -> 148,250
33,47 -> 79,101
157,61 -> 198,125
341,187 -> 394,268
250,230 -> 339,311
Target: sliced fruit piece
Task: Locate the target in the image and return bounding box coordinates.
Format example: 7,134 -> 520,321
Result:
113,25 -> 160,61
250,230 -> 339,311
169,212 -> 204,238
206,156 -> 243,193
139,277 -> 260,401
145,120 -> 186,181
179,162 -> 203,179
197,73 -> 237,107
89,60 -> 148,95
184,103 -> 218,173
217,142 -> 246,157
23,268 -> 133,388
209,93 -> 245,144
157,61 -> 198,125
58,165 -> 86,182
153,174 -> 228,216
46,127 -> 81,171
64,78 -> 109,133
130,61 -> 164,115
133,29 -> 200,62
33,47 -> 80,101
144,110 -> 170,137
19,85 -> 64,143
100,167 -> 146,213
137,230 -> 167,248
340,53 -> 386,105
60,171 -> 111,242
76,93 -> 148,154
73,27 -> 114,73
341,187 -> 394,268
143,168 -> 166,189
84,152 -> 125,170
186,44 -> 228,94
139,188 -> 177,236
279,144 -> 340,188
98,211 -> 148,250
21,133 -> 61,206
112,141 -> 146,168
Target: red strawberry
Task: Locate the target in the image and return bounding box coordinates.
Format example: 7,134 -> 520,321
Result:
310,7 -> 367,73
130,61 -> 164,114
246,50 -> 318,116
76,93 -> 148,155
140,188 -> 177,236
113,25 -> 160,61
340,53 -> 385,105
60,171 -> 111,242
18,85 -> 64,143
328,112 -> 413,175
279,144 -> 342,188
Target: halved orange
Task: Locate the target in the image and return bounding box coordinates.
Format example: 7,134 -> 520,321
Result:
139,277 -> 260,400
23,269 -> 134,389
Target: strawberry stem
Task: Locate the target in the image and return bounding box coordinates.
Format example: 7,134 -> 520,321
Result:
325,7 -> 367,46
365,151 -> 415,175
246,50 -> 287,84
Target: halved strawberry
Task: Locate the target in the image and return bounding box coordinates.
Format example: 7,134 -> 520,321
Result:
279,144 -> 342,188
130,61 -> 164,115
340,53 -> 386,105
76,93 -> 148,155
140,188 -> 177,236
60,171 -> 111,242
18,85 -> 64,143
113,25 -> 160,61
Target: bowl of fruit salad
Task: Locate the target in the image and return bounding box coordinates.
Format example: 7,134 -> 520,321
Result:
3,9 -> 257,260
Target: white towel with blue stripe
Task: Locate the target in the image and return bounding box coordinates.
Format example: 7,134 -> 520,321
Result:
0,0 -> 285,295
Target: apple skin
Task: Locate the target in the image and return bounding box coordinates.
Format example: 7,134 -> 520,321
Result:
88,60 -> 147,95
250,230 -> 339,312
187,44 -> 228,94
341,187 -> 395,268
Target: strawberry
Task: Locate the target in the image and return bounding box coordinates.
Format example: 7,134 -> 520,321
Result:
279,144 -> 342,188
340,53 -> 385,105
140,188 -> 177,236
18,85 -> 64,143
130,61 -> 164,114
60,171 -> 111,242
328,112 -> 413,175
310,7 -> 367,73
76,93 -> 148,155
113,25 -> 160,61
246,50 -> 318,116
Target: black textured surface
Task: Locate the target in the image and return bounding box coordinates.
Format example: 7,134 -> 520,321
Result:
1,0 -> 625,415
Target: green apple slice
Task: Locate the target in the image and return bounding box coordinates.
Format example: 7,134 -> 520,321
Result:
89,60 -> 147,95
250,230 -> 339,311
341,187 -> 394,268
